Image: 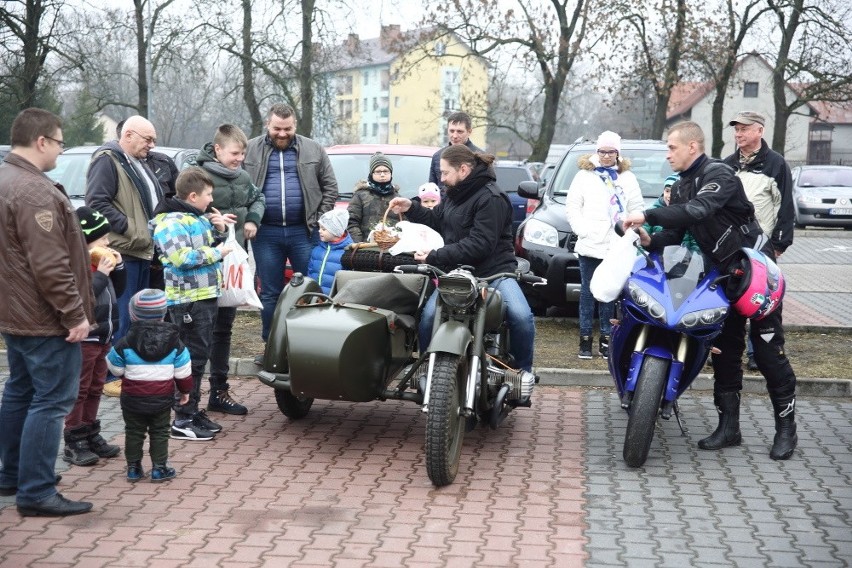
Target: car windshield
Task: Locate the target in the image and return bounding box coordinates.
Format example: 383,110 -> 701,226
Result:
328,153 -> 433,199
46,152 -> 90,204
549,146 -> 674,204
798,169 -> 852,188
494,166 -> 529,193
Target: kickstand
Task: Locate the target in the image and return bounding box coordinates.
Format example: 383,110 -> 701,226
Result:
673,400 -> 688,436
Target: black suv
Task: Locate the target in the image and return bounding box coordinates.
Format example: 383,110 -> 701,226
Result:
494,161 -> 537,237
515,140 -> 673,313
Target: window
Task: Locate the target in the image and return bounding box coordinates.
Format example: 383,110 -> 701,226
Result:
372,123 -> 378,137
380,69 -> 390,90
336,75 -> 353,95
363,71 -> 369,86
394,96 -> 400,108
393,123 -> 399,134
363,98 -> 368,112
343,100 -> 353,120
362,123 -> 367,137
744,82 -> 758,98
373,97 -> 378,111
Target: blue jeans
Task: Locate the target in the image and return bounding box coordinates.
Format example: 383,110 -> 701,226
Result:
115,257 -> 152,344
0,335 -> 81,505
578,255 -> 614,337
418,278 -> 536,371
253,224 -> 317,341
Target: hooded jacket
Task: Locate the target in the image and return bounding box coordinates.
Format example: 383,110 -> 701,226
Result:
196,142 -> 266,247
0,153 -> 95,336
107,320 -> 193,415
405,162 -> 516,277
565,154 -> 645,259
85,260 -> 127,344
723,139 -> 794,253
308,233 -> 355,294
151,197 -> 225,305
85,141 -> 163,260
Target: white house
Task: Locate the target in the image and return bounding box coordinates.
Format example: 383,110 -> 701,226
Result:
666,53 -> 852,165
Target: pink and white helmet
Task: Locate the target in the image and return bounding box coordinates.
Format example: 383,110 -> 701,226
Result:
727,248 -> 786,320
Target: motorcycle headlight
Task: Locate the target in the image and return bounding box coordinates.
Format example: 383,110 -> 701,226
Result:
678,307 -> 728,329
522,218 -> 559,248
438,271 -> 478,309
628,282 -> 666,323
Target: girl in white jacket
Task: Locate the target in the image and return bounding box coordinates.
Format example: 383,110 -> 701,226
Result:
565,131 -> 645,359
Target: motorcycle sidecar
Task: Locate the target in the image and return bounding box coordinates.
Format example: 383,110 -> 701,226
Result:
257,270 -> 431,408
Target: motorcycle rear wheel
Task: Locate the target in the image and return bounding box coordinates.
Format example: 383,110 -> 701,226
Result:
425,353 -> 468,487
623,355 -> 669,467
275,389 -> 314,420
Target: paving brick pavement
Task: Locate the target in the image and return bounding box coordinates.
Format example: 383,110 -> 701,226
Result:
1,376 -> 851,567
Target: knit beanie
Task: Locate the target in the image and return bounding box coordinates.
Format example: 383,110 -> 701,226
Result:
129,288 -> 167,321
418,182 -> 441,203
76,206 -> 111,244
319,208 -> 349,239
369,152 -> 393,175
664,174 -> 680,188
596,131 -> 622,153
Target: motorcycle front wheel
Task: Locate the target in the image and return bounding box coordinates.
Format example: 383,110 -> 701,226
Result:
274,389 -> 314,420
425,353 -> 468,487
623,355 -> 669,467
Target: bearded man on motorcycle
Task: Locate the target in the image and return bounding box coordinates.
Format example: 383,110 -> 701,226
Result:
388,145 -> 536,372
622,121 -> 798,461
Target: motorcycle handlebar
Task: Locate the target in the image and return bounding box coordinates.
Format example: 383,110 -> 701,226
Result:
394,264 -> 546,286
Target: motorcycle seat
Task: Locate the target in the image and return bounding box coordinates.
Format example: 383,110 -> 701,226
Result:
331,271 -> 430,317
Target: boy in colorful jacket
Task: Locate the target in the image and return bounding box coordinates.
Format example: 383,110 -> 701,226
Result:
308,208 -> 353,294
150,167 -> 234,441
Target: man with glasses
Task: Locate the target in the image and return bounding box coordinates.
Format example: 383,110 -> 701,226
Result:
0,108 -> 95,516
86,115 -> 164,355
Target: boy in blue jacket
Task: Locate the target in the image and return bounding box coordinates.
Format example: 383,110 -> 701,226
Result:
308,208 -> 353,294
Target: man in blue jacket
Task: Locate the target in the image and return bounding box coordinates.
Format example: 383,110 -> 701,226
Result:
243,104 -> 338,342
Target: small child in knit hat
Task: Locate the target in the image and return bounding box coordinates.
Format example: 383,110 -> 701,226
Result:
107,288 -> 193,483
346,152 -> 400,243
309,209 -> 355,294
418,182 -> 441,209
662,174 -> 680,205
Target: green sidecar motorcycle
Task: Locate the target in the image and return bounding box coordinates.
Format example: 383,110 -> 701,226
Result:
256,263 -> 546,486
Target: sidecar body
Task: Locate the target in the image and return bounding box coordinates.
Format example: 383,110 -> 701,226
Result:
257,270 -> 431,402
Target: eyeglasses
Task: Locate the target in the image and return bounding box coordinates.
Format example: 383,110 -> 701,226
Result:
597,150 -> 618,157
372,168 -> 392,175
129,130 -> 157,145
44,135 -> 65,149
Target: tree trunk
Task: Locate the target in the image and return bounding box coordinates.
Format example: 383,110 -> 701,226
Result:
241,0 -> 262,136
15,0 -> 48,110
134,0 -> 147,117
299,0 -> 315,137
770,0 -> 803,154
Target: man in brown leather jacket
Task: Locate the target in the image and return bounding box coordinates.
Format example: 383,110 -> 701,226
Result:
0,108 -> 96,517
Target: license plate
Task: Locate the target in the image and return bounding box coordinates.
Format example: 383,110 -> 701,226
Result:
829,208 -> 852,215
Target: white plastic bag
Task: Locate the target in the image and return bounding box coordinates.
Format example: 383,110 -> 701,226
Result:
590,230 -> 639,302
218,225 -> 262,309
387,221 -> 444,255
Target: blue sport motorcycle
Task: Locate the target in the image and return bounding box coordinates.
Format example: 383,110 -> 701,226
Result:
608,240 -> 731,467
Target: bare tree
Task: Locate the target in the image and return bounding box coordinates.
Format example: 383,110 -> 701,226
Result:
420,0 -> 597,162
765,0 -> 852,153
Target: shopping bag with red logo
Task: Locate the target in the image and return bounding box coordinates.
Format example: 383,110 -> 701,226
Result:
218,225 -> 262,309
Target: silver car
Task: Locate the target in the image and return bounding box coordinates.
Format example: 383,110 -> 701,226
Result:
792,165 -> 852,229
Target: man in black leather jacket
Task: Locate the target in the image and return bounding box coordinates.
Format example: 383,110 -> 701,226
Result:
622,121 -> 798,461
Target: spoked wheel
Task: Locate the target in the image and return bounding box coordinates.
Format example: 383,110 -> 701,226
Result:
274,389 -> 314,419
425,353 -> 468,487
623,355 -> 669,468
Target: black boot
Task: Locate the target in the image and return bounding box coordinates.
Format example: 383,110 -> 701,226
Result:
87,420 -> 121,458
698,391 -> 742,450
63,426 -> 99,466
770,396 -> 797,460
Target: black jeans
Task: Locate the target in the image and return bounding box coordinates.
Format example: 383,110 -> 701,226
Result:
208,306 -> 237,393
122,407 -> 171,465
711,303 -> 797,400
168,299 -> 218,420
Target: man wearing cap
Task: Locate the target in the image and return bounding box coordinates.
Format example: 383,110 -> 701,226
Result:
723,111 -> 795,371
243,103 -> 338,342
0,108 -> 95,516
428,111 -> 483,190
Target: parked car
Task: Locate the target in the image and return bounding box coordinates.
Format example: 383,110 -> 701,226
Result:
515,140 -> 674,313
0,145 -> 10,162
326,144 -> 439,206
791,165 -> 852,229
494,160 -> 537,236
45,145 -> 196,209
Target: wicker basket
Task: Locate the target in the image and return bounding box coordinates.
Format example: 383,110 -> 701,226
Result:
372,206 -> 402,251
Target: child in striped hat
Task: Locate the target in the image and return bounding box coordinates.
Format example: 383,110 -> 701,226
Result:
107,289 -> 193,483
